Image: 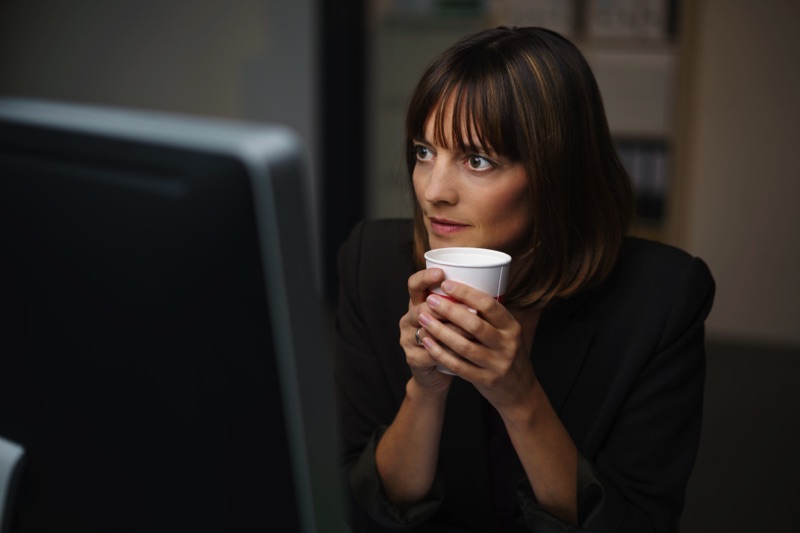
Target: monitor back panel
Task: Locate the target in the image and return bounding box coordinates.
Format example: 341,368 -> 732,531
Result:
0,110 -> 302,532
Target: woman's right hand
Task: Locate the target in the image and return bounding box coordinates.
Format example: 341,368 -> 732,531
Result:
399,268 -> 455,391
379,268 -> 454,508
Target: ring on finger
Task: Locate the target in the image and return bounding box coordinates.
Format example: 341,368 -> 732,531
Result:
415,327 -> 424,346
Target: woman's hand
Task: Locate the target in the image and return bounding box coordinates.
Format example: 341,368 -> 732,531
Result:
404,278 -> 578,525
399,268 -> 455,391
416,279 -> 540,416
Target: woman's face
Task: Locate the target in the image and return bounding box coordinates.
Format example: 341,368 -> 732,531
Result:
412,106 -> 532,256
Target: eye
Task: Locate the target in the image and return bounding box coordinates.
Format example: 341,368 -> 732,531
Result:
466,154 -> 493,171
414,144 -> 433,161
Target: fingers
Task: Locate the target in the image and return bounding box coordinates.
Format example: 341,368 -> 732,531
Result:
404,270 -> 512,376
399,310 -> 440,367
425,289 -> 509,347
418,305 -> 492,372
400,316 -> 456,388
437,280 -> 510,325
408,268 -> 445,304
417,314 -> 480,375
404,268 -> 446,335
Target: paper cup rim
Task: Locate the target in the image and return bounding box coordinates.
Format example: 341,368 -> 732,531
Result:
424,247 -> 511,268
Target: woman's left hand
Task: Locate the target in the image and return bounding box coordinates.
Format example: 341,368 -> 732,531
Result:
417,280 -> 540,414
422,282 -> 578,526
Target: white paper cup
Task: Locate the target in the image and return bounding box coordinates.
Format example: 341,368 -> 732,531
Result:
423,247 -> 511,374
424,247 -> 511,301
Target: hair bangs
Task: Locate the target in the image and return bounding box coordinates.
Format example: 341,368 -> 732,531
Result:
423,60 -> 521,163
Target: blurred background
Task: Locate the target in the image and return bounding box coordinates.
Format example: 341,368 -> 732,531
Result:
1,0 -> 797,531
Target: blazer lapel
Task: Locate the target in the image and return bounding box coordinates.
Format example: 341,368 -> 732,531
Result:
438,377 -> 496,529
532,299 -> 595,414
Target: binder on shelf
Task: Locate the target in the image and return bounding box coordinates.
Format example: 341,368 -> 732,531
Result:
487,0 -> 577,37
616,137 -> 668,220
586,0 -> 670,41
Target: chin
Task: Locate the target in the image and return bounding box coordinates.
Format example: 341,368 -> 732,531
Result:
427,235 -> 463,249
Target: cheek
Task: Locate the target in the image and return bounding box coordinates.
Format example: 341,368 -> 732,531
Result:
489,181 -> 529,221
411,167 -> 424,201
494,196 -> 531,233
485,183 -> 532,245
515,192 -> 533,226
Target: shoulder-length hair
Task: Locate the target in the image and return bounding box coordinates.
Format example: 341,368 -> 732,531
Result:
405,26 -> 635,309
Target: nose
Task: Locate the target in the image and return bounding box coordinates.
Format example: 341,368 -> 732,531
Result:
420,158 -> 458,205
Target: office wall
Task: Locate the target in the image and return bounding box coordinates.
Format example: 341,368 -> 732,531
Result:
0,1 -> 314,131
675,0 -> 800,347
0,0 -> 321,283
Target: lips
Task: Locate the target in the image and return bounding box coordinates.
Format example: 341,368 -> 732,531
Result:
429,216 -> 468,235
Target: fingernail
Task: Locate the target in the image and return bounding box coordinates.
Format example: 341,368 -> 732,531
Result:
426,294 -> 441,307
441,280 -> 455,292
418,313 -> 431,326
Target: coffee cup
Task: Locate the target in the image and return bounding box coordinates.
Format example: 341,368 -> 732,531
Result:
423,247 -> 511,374
424,247 -> 511,301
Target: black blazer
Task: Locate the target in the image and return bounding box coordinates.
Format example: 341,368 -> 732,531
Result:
334,219 -> 715,533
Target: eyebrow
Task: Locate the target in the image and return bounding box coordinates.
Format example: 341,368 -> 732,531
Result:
412,135 -> 494,156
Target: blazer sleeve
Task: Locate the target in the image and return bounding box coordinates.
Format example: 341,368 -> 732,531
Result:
578,256 -> 715,532
333,220 -> 444,529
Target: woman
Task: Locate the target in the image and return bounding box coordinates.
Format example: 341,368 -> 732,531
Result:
334,26 -> 714,533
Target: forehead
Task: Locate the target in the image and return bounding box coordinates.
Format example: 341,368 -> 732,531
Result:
420,95 -> 489,150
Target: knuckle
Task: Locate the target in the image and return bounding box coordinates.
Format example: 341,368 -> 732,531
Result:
447,361 -> 462,376
485,373 -> 503,389
477,301 -> 497,318
433,296 -> 451,312
471,317 -> 489,337
452,337 -> 474,358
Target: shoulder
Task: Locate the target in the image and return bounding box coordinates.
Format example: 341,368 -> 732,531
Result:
579,237 -> 715,347
341,219 -> 414,252
615,237 -> 713,284
569,237 -> 715,337
337,218 -> 415,291
614,237 -> 715,297
338,218 -> 414,266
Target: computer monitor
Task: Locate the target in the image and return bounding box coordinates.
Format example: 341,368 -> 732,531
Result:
0,97 -> 345,533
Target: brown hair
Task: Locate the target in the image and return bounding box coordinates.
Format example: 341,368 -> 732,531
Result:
405,26 -> 635,309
